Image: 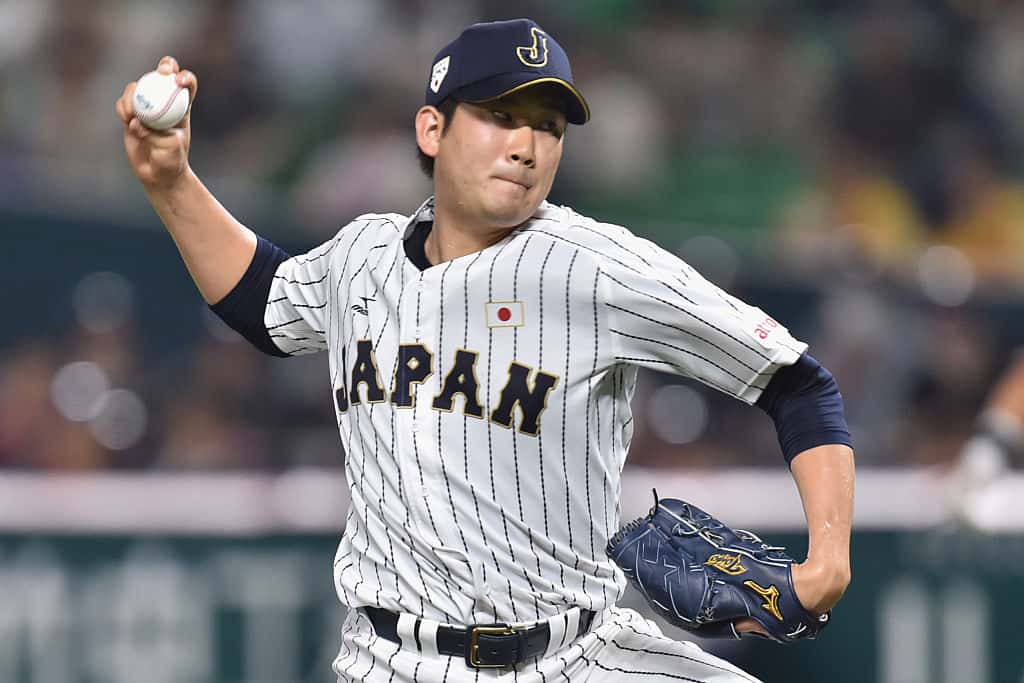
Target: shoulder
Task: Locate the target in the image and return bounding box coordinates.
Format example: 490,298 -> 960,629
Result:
519,203 -> 664,273
336,212 -> 407,240
312,212 -> 407,256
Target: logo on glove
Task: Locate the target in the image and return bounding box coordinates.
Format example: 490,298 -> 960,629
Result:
743,580 -> 784,622
704,553 -> 747,576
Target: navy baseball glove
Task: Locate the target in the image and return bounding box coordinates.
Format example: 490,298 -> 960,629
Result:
607,492 -> 830,643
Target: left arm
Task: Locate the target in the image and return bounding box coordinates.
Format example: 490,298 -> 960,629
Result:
733,353 -> 855,635
750,351 -> 855,613
790,443 -> 855,613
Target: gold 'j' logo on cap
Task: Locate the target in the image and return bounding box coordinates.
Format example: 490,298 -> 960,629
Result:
516,27 -> 549,68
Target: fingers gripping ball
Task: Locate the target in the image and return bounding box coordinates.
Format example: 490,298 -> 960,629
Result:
607,491 -> 830,643
132,71 -> 189,130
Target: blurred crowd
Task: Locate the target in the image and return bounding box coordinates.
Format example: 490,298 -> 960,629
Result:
2,0 -> 1024,471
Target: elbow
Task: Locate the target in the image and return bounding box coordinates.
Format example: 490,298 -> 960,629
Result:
832,564 -> 852,594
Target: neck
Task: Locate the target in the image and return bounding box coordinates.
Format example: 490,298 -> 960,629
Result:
425,200 -> 519,265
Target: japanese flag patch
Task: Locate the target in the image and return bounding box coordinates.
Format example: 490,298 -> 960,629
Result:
485,301 -> 524,328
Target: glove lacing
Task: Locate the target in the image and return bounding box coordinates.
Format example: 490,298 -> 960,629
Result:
669,503 -> 789,562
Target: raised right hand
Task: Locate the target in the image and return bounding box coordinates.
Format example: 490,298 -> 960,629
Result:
115,56 -> 198,189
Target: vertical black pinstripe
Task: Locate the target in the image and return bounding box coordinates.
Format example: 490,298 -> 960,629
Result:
409,272 -> 457,621
335,620 -> 354,678
357,630 -> 379,682
559,250 -> 579,592
593,269 -> 611,546
363,244 -> 393,608
331,221 -> 377,603
336,609 -> 367,681
510,235 -> 543,620
606,364 -> 619,537
384,647 -> 399,683
434,260 -> 471,558
586,268 -> 607,606
329,220 -> 374,395
344,235 -> 395,603
375,243 -> 405,601
536,241 -> 557,543
397,253 -> 432,612
485,240 -> 523,622
462,249 -> 502,621
611,367 -> 622,527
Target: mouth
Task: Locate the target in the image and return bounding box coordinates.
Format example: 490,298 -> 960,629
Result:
495,176 -> 531,190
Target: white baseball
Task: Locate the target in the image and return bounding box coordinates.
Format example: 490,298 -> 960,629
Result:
132,70 -> 190,130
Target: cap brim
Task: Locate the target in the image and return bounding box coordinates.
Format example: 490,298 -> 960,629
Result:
456,74 -> 590,125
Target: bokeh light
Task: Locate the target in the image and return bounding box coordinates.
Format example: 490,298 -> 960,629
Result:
89,389 -> 147,451
50,362 -> 110,422
72,272 -> 135,334
646,384 -> 709,445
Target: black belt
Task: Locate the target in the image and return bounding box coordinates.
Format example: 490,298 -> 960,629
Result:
363,606 -> 595,669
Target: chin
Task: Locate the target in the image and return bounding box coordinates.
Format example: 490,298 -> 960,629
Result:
482,196 -> 541,228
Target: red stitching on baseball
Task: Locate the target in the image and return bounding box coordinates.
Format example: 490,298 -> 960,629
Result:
140,86 -> 185,123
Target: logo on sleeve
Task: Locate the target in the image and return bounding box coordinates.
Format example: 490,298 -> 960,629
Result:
516,27 -> 549,68
743,308 -> 784,348
485,301 -> 525,328
430,56 -> 451,94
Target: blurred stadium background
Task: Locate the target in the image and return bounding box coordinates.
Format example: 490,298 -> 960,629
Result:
2,0 -> 1024,681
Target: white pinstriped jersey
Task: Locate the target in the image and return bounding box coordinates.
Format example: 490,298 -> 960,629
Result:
265,196 -> 807,626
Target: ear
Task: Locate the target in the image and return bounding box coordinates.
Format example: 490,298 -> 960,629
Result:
415,105 -> 445,159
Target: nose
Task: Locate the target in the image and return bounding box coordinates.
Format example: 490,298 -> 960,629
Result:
507,125 -> 535,168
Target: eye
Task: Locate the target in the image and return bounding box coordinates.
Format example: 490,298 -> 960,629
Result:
539,120 -> 563,137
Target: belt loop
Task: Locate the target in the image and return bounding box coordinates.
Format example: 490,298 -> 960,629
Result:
419,619 -> 441,657
544,612 -> 569,657
396,613 -> 419,650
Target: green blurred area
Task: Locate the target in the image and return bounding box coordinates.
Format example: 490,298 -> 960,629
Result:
571,145 -> 807,243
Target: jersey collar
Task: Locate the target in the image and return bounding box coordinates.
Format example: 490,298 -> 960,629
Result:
402,195 -> 561,240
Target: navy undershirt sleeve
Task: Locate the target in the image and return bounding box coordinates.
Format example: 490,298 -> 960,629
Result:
755,353 -> 852,465
210,235 -> 292,358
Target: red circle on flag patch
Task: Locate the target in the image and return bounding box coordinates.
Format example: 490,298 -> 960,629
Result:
498,307 -> 512,322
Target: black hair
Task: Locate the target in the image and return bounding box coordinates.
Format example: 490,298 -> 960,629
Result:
417,98 -> 458,179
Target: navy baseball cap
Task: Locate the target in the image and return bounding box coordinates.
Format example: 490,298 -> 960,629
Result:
425,19 -> 590,125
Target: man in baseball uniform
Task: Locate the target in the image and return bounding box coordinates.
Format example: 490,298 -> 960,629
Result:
116,19 -> 854,682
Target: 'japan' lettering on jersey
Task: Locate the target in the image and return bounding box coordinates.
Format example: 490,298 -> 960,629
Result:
264,197 -> 807,625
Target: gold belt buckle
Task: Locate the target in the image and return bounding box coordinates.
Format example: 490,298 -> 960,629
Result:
468,624 -> 517,668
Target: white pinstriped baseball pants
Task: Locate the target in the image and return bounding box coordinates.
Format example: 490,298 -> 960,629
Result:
333,605 -> 763,682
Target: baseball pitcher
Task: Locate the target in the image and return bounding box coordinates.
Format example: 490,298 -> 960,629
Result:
116,19 -> 855,682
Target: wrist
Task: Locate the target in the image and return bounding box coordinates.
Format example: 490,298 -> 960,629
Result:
805,555 -> 851,592
792,559 -> 851,614
141,162 -> 196,196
